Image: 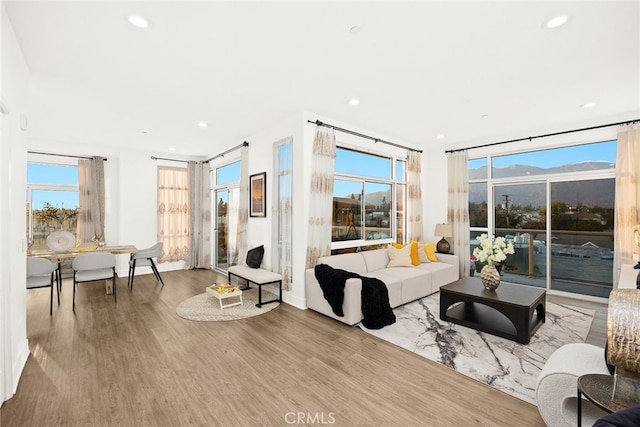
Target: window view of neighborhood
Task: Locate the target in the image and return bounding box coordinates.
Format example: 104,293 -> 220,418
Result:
26,163 -> 79,251
331,147 -> 405,250
469,140 -> 616,297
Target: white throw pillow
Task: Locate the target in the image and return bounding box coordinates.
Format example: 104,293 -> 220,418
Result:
417,241 -> 430,263
387,244 -> 413,267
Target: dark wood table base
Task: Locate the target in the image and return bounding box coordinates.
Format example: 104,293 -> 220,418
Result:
440,277 -> 546,344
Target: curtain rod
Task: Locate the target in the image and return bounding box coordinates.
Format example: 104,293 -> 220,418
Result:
445,119 -> 640,154
204,141 -> 249,163
307,120 -> 423,153
150,156 -> 190,163
28,151 -> 108,161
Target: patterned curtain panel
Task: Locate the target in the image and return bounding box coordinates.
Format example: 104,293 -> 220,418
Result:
77,156 -> 105,244
305,126 -> 336,269
614,123 -> 640,285
447,150 -> 470,277
272,137 -> 293,291
234,144 -> 249,266
158,166 -> 190,263
186,161 -> 212,269
406,150 -> 424,242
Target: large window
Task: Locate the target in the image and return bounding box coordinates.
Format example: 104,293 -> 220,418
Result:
26,162 -> 79,251
211,160 -> 241,270
332,147 -> 406,251
469,141 -> 616,298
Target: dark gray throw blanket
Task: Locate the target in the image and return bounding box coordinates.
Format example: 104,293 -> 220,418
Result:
314,264 -> 396,329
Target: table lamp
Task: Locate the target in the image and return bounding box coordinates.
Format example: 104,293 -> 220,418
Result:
434,223 -> 453,254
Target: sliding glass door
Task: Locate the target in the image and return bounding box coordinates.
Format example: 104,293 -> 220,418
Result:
211,160 -> 241,271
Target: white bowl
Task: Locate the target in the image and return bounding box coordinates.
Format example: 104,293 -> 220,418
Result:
46,231 -> 75,252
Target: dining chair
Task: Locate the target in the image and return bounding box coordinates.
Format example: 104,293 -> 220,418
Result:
27,257 -> 60,316
128,242 -> 164,290
72,252 -> 116,312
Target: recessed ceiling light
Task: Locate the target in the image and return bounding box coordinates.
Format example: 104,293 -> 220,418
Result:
436,134 -> 445,140
348,98 -> 360,106
197,121 -> 208,128
349,26 -> 362,35
543,15 -> 568,29
128,15 -> 149,29
581,102 -> 597,108
168,146 -> 176,151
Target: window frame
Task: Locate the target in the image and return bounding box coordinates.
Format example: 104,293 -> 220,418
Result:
331,145 -> 406,251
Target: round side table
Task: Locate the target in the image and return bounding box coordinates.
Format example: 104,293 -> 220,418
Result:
577,374 -> 630,427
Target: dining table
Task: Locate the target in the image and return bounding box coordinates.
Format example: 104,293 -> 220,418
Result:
28,244 -> 138,294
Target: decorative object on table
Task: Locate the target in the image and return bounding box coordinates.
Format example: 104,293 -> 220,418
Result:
607,288 -> 640,407
358,291 -> 594,405
249,171 -> 266,217
46,230 -> 76,253
434,223 -> 453,254
479,264 -> 501,290
472,233 -> 515,291
176,287 -> 278,321
206,283 -> 243,310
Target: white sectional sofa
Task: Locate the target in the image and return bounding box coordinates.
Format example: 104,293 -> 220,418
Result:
305,248 -> 460,325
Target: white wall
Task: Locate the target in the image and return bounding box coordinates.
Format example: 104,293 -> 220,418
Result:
1,2 -> 30,403
240,113 -> 304,307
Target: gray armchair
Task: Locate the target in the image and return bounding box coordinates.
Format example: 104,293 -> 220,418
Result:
128,242 -> 164,290
72,252 -> 116,312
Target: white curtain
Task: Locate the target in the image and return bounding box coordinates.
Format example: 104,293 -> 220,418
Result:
77,156 -> 105,244
187,161 -> 212,269
406,150 -> 424,242
614,123 -> 640,285
158,166 -> 190,263
235,144 -> 249,266
447,150 -> 470,277
272,138 -> 293,291
305,126 -> 336,268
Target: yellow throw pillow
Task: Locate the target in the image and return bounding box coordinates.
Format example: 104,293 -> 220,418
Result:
387,244 -> 413,267
424,242 -> 438,262
409,241 -> 420,266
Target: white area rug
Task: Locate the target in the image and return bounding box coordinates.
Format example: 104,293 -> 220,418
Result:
358,292 -> 595,405
176,287 -> 279,321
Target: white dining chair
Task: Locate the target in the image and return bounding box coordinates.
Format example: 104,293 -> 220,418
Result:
128,242 -> 164,290
72,252 -> 116,312
27,257 -> 60,316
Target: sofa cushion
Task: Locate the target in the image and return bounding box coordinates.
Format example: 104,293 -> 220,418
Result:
317,252 -> 368,275
387,244 -> 413,267
382,267 -> 432,303
416,261 -> 458,292
360,249 -> 390,272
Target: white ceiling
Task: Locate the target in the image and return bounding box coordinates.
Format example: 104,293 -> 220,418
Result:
5,1 -> 640,157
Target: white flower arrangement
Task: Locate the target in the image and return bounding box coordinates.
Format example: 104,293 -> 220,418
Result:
473,233 -> 515,266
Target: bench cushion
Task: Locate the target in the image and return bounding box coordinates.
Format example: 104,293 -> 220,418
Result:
228,265 -> 282,284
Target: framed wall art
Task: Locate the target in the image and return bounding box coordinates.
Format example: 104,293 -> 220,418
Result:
250,172 -> 266,217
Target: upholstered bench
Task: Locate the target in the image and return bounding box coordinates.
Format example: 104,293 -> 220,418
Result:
227,265 -> 282,308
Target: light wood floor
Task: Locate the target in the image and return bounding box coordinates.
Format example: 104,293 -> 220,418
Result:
1,269 -> 607,426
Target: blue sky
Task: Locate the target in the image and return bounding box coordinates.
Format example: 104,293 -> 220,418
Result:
27,163 -> 79,209
471,140 -> 616,170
